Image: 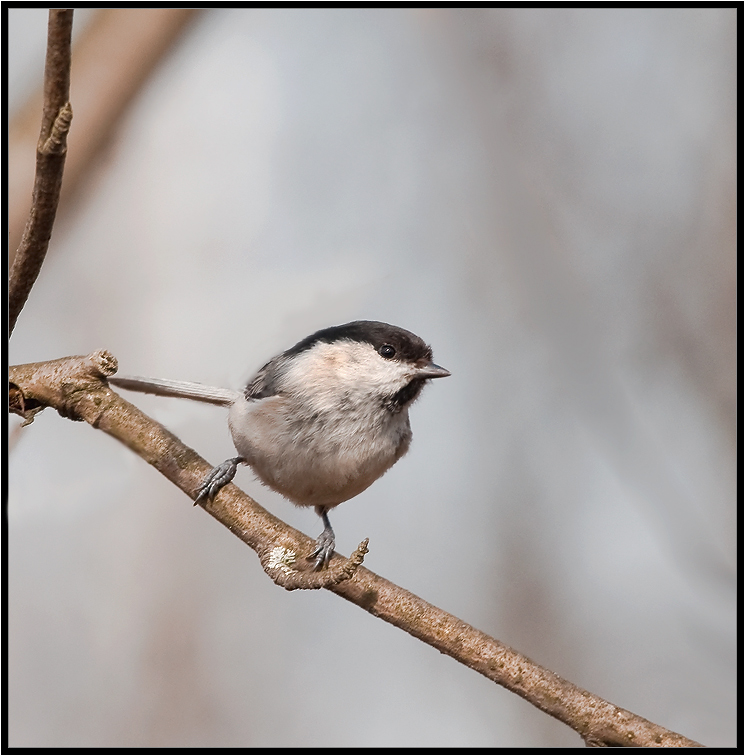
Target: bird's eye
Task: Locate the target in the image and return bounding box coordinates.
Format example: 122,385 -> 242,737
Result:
379,344 -> 396,359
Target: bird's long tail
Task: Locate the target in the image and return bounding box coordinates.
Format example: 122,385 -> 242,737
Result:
109,375 -> 240,407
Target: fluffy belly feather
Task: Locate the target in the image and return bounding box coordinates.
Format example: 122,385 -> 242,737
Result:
228,395 -> 412,508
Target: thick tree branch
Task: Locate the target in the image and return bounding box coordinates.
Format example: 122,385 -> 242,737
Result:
8,9 -> 74,336
8,353 -> 704,748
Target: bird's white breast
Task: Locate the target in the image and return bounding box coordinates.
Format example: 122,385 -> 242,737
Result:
228,341 -> 415,508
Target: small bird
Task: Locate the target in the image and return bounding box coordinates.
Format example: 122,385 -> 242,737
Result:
109,321 -> 450,568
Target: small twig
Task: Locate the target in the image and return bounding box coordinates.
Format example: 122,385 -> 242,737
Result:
40,102 -> 73,155
8,353 -> 704,748
259,539 -> 370,591
8,9 -> 74,336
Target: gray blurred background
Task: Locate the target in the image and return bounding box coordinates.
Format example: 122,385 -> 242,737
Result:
7,8 -> 736,748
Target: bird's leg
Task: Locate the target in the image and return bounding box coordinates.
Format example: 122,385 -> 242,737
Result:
308,506 -> 335,570
194,456 -> 245,505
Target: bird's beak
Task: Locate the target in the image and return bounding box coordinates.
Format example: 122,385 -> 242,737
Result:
416,362 -> 451,379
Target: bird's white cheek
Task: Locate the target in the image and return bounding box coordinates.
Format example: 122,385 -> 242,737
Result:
281,341 -> 413,406
335,348 -> 415,396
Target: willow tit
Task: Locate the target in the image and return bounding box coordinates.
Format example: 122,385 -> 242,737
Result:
109,321 -> 450,568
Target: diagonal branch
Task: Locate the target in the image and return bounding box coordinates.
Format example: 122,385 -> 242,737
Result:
8,9 -> 74,336
8,353 -> 704,748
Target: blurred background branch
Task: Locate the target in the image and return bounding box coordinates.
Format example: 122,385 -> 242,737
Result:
8,8 -> 200,269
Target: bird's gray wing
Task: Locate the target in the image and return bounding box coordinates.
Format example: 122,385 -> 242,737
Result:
244,355 -> 288,400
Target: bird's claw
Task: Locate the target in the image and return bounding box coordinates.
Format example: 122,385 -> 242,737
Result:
194,456 -> 244,505
307,529 -> 335,570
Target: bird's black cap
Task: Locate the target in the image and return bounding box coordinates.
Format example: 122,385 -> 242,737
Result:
284,320 -> 434,366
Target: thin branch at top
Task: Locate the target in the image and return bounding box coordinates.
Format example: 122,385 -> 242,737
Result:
8,9 -> 74,337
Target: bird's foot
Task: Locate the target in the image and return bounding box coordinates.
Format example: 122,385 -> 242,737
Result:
194,456 -> 244,505
308,529 -> 335,571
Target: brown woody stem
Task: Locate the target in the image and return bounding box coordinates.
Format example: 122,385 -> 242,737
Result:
9,9 -> 74,336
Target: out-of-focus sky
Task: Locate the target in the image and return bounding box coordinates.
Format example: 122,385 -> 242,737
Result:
8,8 -> 736,748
